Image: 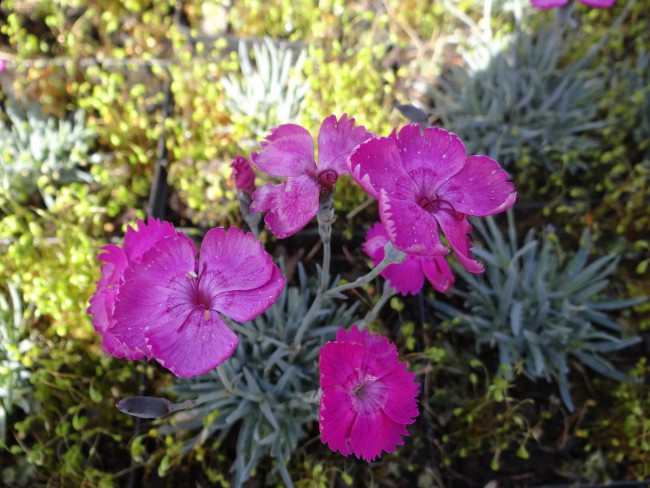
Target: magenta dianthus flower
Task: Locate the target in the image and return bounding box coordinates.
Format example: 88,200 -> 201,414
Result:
87,218 -> 180,360
531,0 -> 614,8
230,155 -> 256,194
250,114 -> 372,238
348,125 -> 516,273
363,222 -> 454,296
319,326 -> 419,461
88,219 -> 285,377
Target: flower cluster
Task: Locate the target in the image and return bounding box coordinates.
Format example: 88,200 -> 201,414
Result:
90,113 -> 515,464
88,219 -> 284,377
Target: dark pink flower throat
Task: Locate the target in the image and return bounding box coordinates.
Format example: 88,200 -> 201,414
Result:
417,195 -> 464,220
318,170 -> 338,191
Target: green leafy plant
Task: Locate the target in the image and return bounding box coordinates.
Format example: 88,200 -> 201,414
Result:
585,359 -> 650,480
0,101 -> 96,208
433,213 -> 644,411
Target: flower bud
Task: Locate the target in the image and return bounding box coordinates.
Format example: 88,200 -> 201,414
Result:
230,156 -> 256,194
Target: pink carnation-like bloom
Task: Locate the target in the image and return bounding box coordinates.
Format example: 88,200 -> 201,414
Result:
348,125 -> 516,273
319,326 -> 419,461
531,0 -> 614,8
87,218 -> 180,360
363,222 -> 454,296
230,155 -> 256,194
250,114 -> 372,238
88,219 -> 285,377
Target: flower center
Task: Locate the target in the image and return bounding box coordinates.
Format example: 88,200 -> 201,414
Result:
318,170 -> 338,191
187,268 -> 212,310
418,195 -> 464,220
418,195 -> 439,212
351,376 -> 388,414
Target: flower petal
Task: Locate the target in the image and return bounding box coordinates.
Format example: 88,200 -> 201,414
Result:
88,288 -> 144,360
421,255 -> 455,293
350,410 -> 408,461
578,0 -> 615,6
211,265 -> 285,322
379,190 -> 448,256
250,176 -> 321,239
123,234 -> 197,284
435,212 -> 484,273
198,227 -> 273,294
319,388 -> 357,457
379,363 -> 420,425
112,277 -> 193,356
531,0 -> 569,7
390,125 -> 466,192
95,244 -> 127,288
381,256 -> 426,296
317,114 -> 372,175
251,124 -> 316,177
437,155 -> 516,216
362,222 -> 389,263
145,308 -> 238,377
320,341 -> 365,390
362,223 -> 425,294
336,326 -> 399,379
348,136 -> 415,201
122,218 -> 178,263
112,235 -> 197,354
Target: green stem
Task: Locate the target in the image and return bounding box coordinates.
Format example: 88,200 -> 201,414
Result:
325,241 -> 405,298
356,281 -> 397,330
292,189 -> 336,346
237,190 -> 261,239
317,189 -> 335,292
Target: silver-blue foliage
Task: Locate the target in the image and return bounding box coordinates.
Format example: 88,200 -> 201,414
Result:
432,213 -> 644,411
0,102 -> 96,208
0,281 -> 36,445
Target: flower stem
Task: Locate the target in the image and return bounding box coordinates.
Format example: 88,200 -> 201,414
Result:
317,188 -> 335,292
325,241 -> 405,298
292,189 -> 336,346
356,281 -> 397,330
293,241 -> 405,346
237,190 -> 261,239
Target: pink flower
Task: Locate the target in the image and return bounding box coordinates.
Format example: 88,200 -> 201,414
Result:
87,218 -> 180,360
88,219 -> 285,377
319,326 -> 419,461
348,125 -> 516,273
250,114 -> 372,238
230,155 -> 256,194
531,0 -> 614,8
363,222 -> 454,296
